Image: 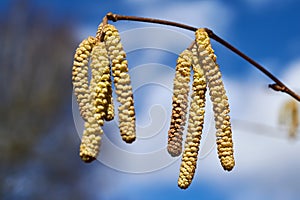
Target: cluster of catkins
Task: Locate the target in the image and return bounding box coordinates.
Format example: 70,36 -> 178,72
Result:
72,23 -> 136,163
167,28 -> 235,189
72,22 -> 235,189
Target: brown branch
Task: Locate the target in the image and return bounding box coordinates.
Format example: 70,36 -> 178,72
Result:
106,12 -> 197,32
106,12 -> 300,101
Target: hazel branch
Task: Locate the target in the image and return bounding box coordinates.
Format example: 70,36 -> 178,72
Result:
106,12 -> 197,32
106,12 -> 300,102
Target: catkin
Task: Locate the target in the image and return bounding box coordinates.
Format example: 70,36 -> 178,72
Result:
279,100 -> 299,138
72,36 -> 97,121
103,24 -> 136,143
167,50 -> 192,157
290,101 -> 299,138
79,116 -> 103,163
90,42 -> 114,125
73,38 -> 107,163
79,69 -> 104,162
195,28 -> 235,171
96,23 -> 115,122
178,46 -> 207,189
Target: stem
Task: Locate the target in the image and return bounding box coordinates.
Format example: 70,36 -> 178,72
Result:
107,12 -> 197,32
106,12 -> 300,101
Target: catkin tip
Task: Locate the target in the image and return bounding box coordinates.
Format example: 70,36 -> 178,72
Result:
122,136 -> 136,144
221,157 -> 235,171
80,154 -> 96,163
178,182 -> 189,190
167,146 -> 182,157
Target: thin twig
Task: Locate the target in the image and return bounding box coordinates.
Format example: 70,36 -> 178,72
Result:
204,28 -> 300,101
106,12 -> 197,32
106,12 -> 300,101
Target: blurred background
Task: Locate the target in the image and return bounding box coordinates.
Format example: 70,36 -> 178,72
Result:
1,0 -> 300,199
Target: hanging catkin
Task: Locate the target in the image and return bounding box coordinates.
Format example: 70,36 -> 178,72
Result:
279,100 -> 299,138
79,112 -> 104,163
89,42 -> 114,125
72,36 -> 97,121
167,49 -> 192,157
178,44 -> 207,189
77,47 -> 102,162
78,41 -> 111,163
195,28 -> 235,171
96,23 -> 115,122
103,24 -> 136,143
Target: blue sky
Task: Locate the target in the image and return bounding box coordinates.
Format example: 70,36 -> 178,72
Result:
2,0 -> 300,199
2,0 -> 299,78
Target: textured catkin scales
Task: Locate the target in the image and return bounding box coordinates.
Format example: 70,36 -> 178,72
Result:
104,80 -> 115,121
195,28 -> 235,171
167,50 -> 192,157
73,39 -> 106,163
96,23 -> 115,121
96,23 -> 103,40
79,114 -> 104,163
72,36 -> 97,121
89,42 -> 114,125
178,49 -> 207,189
103,24 -> 136,143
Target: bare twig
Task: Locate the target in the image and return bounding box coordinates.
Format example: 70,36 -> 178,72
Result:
106,12 -> 197,32
106,12 -> 300,101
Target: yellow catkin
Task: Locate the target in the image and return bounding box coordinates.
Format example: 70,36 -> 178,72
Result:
178,46 -> 207,189
290,101 -> 299,138
103,24 -> 136,143
195,28 -> 235,171
72,36 -> 97,121
89,42 -> 114,125
279,100 -> 299,138
167,49 -> 192,157
79,69 -> 104,162
79,104 -> 104,163
95,23 -> 115,122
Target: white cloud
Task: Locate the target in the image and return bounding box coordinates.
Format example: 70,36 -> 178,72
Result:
282,59 -> 300,91
133,1 -> 235,35
76,1 -> 235,39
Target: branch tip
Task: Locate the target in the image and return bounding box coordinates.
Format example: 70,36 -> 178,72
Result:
106,12 -> 117,22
